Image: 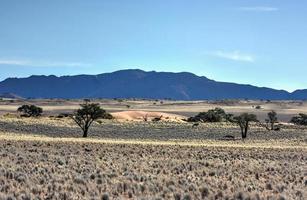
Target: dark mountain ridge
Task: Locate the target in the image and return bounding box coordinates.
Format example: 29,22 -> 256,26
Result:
0,69 -> 305,100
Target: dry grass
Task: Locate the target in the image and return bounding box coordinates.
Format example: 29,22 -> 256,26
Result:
0,132 -> 306,150
0,99 -> 307,199
0,137 -> 306,200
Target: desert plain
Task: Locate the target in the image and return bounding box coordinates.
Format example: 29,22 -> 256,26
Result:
0,98 -> 306,200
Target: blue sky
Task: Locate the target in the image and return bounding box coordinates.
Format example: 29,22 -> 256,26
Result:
0,0 -> 306,92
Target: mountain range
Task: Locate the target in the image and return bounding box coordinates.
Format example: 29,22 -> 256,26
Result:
0,69 -> 306,100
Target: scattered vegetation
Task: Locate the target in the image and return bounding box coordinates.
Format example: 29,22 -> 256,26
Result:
1,99 -> 307,199
1,116 -> 306,141
17,105 -> 43,117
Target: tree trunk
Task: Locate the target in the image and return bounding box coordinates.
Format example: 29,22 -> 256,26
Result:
83,128 -> 88,138
271,122 -> 274,130
242,131 -> 247,139
243,122 -> 249,139
241,127 -> 245,139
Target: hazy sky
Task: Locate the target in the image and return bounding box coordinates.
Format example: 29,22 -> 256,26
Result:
0,0 -> 306,91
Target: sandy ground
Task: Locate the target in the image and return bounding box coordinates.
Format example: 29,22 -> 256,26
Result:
111,111 -> 185,122
1,99 -> 307,122
0,99 -> 306,199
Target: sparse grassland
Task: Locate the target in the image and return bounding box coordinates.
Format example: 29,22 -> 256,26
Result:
0,137 -> 306,200
0,99 -> 306,199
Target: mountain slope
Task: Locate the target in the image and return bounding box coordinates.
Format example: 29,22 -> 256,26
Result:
0,69 -> 302,100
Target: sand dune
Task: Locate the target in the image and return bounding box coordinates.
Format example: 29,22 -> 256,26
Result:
111,110 -> 186,122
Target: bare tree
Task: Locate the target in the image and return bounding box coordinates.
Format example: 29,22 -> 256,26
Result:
266,111 -> 278,130
142,114 -> 148,122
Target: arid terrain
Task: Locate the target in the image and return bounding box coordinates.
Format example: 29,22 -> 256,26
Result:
1,98 -> 307,121
0,99 -> 306,199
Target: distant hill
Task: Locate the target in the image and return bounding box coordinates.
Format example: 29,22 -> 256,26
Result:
291,89 -> 307,100
0,69 -> 305,100
0,92 -> 23,99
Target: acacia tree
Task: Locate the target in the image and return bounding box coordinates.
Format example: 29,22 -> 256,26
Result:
17,105 -> 43,117
71,102 -> 107,137
266,111 -> 278,130
187,107 -> 227,122
233,113 -> 258,139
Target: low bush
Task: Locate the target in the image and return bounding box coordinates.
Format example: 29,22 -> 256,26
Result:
290,113 -> 307,126
255,105 -> 262,109
56,113 -> 70,118
152,115 -> 163,122
187,107 -> 231,123
17,105 -> 43,117
102,112 -> 114,120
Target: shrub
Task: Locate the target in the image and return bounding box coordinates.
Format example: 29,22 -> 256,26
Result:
56,113 -> 70,118
290,113 -> 307,126
255,105 -> 262,109
233,113 -> 258,139
102,112 -> 113,120
225,113 -> 234,122
142,114 -> 148,122
187,107 -> 229,122
17,105 -> 43,117
70,102 -> 110,137
102,193 -> 109,200
152,115 -> 163,122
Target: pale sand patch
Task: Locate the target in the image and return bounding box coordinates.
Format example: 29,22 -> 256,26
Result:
111,110 -> 186,122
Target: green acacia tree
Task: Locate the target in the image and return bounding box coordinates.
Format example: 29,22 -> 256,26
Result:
233,113 -> 258,139
187,107 -> 228,122
71,102 -> 108,137
17,105 -> 43,117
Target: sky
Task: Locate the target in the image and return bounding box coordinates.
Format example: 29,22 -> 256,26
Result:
0,0 -> 307,92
